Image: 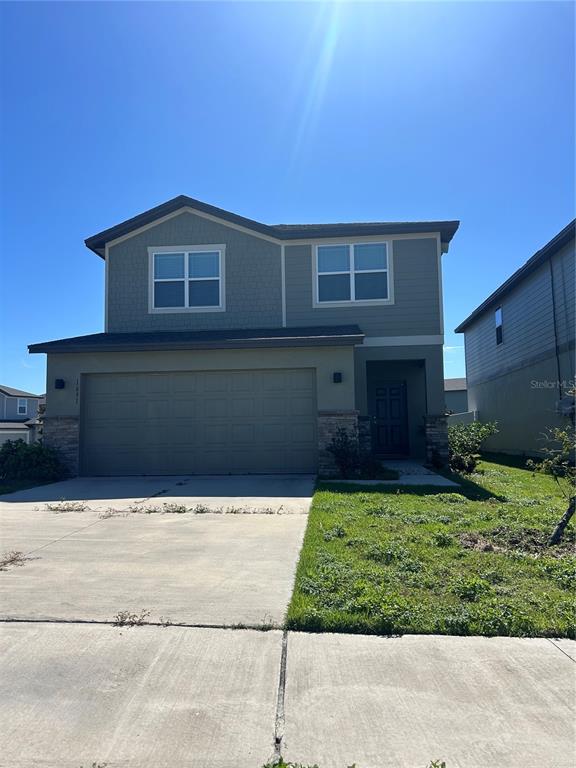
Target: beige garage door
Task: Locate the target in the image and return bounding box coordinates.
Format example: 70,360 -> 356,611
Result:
81,369 -> 317,475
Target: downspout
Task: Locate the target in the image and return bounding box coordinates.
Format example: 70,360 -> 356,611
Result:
548,258 -> 562,397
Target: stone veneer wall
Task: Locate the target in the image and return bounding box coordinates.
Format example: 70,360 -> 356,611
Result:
317,410 -> 359,477
358,416 -> 372,455
424,414 -> 449,466
43,416 -> 80,476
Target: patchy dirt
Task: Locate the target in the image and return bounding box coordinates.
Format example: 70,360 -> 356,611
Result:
460,527 -> 575,558
459,533 -> 502,553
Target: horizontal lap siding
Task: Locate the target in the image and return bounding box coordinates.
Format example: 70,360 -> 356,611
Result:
464,263 -> 556,386
465,237 -> 575,387
107,211 -> 282,332
284,238 -> 441,337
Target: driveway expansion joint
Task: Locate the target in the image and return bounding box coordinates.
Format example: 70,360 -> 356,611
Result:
0,617 -> 283,631
547,638 -> 576,663
272,629 -> 289,761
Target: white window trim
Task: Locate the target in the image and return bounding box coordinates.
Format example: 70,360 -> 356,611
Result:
17,398 -> 27,415
313,241 -> 394,307
148,245 -> 226,314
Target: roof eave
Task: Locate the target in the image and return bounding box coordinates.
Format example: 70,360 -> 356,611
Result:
455,219 -> 575,333
85,196 -> 460,258
29,335 -> 364,355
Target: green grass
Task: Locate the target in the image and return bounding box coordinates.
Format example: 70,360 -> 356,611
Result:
286,459 -> 575,638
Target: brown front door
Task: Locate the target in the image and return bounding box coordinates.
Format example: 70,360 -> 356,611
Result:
374,382 -> 409,456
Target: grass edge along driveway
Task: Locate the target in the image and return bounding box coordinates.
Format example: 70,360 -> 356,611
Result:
286,458 -> 575,638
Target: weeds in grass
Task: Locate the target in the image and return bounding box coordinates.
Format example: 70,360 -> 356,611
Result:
433,532 -> 453,547
322,524 -> 346,541
451,576 -> 492,602
287,459 -> 576,638
45,500 -> 88,512
112,609 -> 150,627
0,550 -> 30,571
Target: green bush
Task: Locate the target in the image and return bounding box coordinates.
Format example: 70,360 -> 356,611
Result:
0,440 -> 66,482
326,428 -> 360,478
448,421 -> 498,474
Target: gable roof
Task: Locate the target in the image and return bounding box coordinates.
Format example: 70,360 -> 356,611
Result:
0,385 -> 41,398
444,378 -> 467,391
85,195 -> 460,257
455,219 -> 575,333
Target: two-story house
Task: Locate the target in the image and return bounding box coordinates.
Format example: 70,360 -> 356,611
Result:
29,196 -> 459,476
0,385 -> 43,446
455,220 -> 575,456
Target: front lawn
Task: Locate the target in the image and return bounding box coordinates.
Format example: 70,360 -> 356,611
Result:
286,459 -> 575,637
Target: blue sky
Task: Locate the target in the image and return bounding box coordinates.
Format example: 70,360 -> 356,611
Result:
1,1 -> 574,394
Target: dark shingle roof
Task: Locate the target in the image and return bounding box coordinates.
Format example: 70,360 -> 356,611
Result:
85,195 -> 460,257
29,326 -> 365,354
0,385 -> 41,398
455,220 -> 575,333
444,378 -> 467,391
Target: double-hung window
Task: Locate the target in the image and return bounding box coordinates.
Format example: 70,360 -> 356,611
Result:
316,242 -> 390,304
17,398 -> 27,416
151,246 -> 224,312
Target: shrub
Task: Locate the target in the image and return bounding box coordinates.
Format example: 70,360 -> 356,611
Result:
448,421 -> 498,474
0,440 -> 66,482
326,427 -> 360,478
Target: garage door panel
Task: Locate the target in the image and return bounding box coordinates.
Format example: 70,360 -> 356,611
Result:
291,396 -> 316,417
82,369 -> 317,475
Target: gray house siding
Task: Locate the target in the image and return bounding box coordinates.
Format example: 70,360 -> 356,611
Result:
1,394 -> 39,421
284,238 -> 441,337
107,211 -> 283,333
445,389 -> 468,414
464,235 -> 575,455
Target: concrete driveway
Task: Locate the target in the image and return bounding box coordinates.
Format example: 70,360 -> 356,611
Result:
0,474 -> 315,626
1,475 -> 574,767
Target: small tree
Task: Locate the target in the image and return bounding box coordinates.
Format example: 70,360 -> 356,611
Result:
448,421 -> 498,474
528,424 -> 575,545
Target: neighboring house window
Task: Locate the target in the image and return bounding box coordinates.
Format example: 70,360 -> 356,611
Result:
316,243 -> 390,304
150,246 -> 224,312
17,398 -> 27,415
495,306 -> 503,345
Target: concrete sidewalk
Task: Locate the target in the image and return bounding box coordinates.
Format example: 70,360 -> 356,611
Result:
0,624 -> 573,768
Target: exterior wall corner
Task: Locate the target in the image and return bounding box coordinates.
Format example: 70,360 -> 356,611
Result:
43,416 -> 80,476
424,414 -> 449,466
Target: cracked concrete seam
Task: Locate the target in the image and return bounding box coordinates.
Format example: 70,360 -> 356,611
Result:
272,630 -> 289,762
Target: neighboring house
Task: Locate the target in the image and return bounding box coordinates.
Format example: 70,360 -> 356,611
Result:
455,220 -> 575,456
0,385 -> 43,447
444,378 -> 468,414
29,195 -> 459,476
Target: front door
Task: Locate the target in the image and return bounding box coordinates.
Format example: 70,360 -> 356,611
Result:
373,382 -> 409,456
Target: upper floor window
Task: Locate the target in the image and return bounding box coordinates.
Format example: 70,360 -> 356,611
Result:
150,246 -> 225,313
495,306 -> 503,345
315,242 -> 391,304
17,398 -> 27,415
